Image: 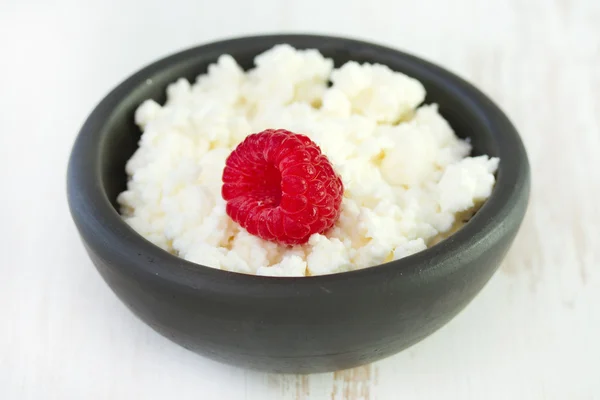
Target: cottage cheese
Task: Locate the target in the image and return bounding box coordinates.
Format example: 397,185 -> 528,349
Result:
117,45 -> 499,277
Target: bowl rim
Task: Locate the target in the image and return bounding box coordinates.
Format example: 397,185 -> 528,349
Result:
67,34 -> 530,298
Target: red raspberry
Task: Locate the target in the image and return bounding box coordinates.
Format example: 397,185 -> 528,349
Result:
222,129 -> 344,245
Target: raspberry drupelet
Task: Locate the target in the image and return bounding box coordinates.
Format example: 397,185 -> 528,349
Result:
221,129 -> 344,245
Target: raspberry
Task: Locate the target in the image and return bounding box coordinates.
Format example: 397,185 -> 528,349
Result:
222,129 -> 344,245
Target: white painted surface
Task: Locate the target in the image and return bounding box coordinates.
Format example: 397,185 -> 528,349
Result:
1,0 -> 598,398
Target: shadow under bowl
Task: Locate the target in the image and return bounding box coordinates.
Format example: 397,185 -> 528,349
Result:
67,34 -> 530,374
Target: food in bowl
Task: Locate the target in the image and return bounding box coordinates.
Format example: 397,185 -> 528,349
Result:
68,35 -> 530,373
117,44 -> 499,277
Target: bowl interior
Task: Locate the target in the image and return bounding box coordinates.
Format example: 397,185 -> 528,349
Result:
99,39 -> 498,212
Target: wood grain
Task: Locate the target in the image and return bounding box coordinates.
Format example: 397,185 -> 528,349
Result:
1,0 -> 598,398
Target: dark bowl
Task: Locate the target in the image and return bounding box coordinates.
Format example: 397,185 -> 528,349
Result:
67,34 -> 530,373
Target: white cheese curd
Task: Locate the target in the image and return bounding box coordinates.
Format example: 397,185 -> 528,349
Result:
117,45 -> 499,277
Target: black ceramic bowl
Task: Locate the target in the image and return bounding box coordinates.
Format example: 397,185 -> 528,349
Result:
67,35 -> 530,373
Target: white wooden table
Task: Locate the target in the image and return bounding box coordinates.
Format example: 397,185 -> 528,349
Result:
1,0 -> 599,398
